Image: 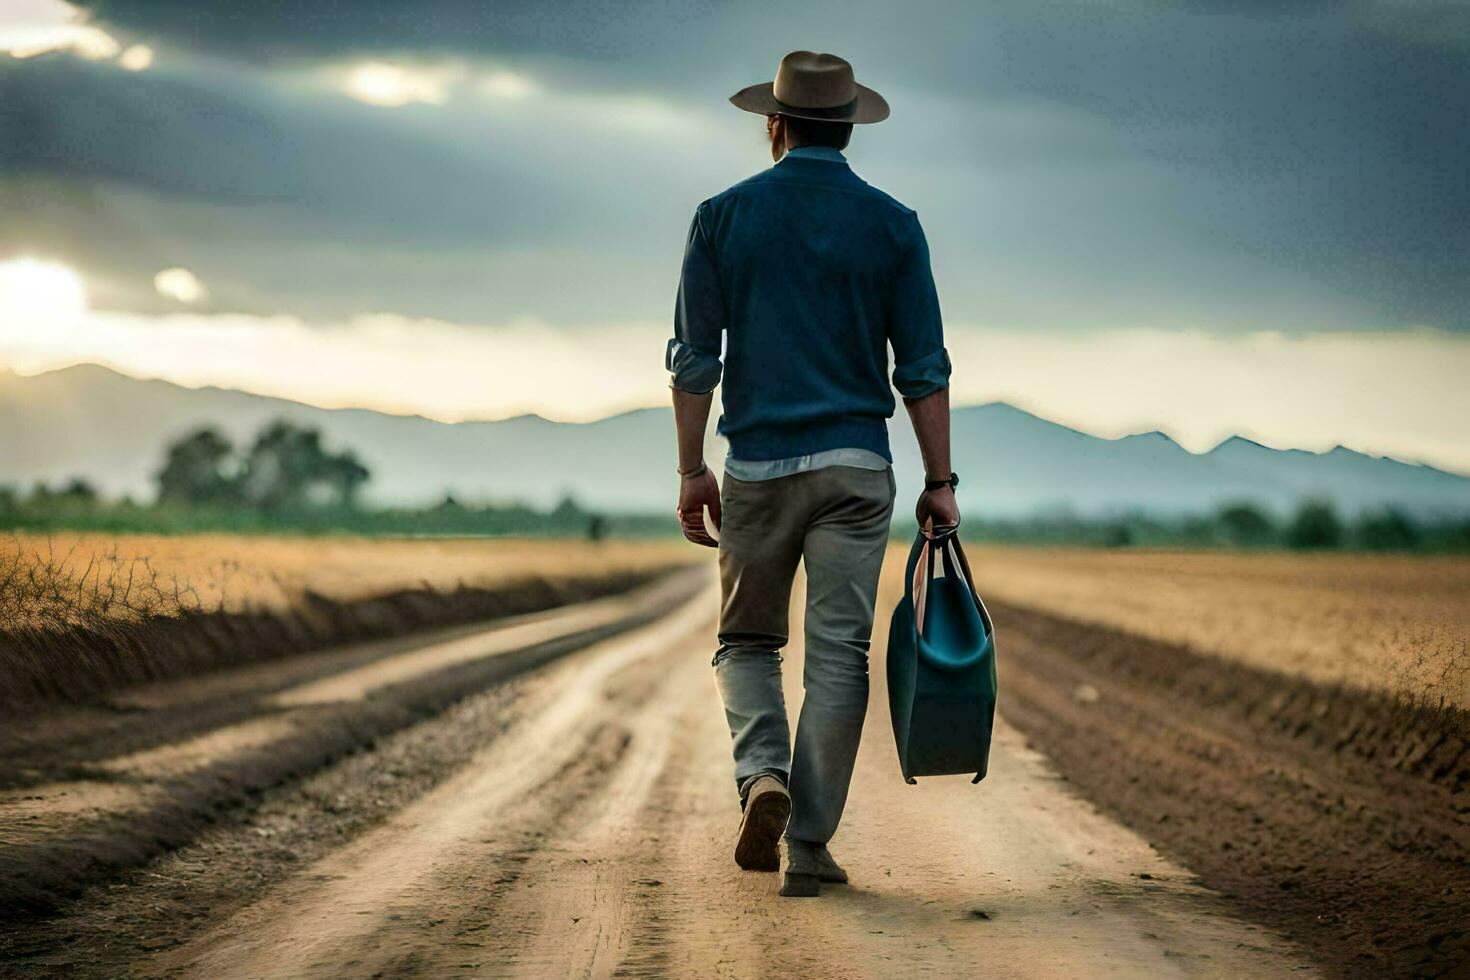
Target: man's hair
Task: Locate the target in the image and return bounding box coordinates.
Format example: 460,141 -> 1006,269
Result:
781,115 -> 853,150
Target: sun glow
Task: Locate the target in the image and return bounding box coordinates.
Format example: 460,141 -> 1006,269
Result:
330,60 -> 540,108
153,267 -> 208,304
117,43 -> 153,71
0,258 -> 88,339
340,62 -> 454,107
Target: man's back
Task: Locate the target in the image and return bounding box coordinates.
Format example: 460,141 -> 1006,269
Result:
669,146 -> 950,463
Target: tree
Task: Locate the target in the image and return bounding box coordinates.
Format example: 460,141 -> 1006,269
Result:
1100,521 -> 1133,548
156,428 -> 236,505
551,494 -> 585,522
59,477 -> 98,503
238,420 -> 371,511
327,451 -> 371,508
1355,508 -> 1419,551
1440,519 -> 1470,553
1286,499 -> 1342,550
239,421 -> 323,509
1217,501 -> 1275,547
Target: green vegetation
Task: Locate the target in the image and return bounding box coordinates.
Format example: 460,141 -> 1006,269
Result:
1285,499 -> 1344,550
0,494 -> 668,539
157,421 -> 371,510
1,420 -> 669,539
2,421 -> 1466,550
1218,502 -> 1275,547
899,499 -> 1470,553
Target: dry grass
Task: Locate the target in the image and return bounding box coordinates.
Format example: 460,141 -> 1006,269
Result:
0,533 -> 695,710
959,546 -> 1470,708
2,533 -> 691,621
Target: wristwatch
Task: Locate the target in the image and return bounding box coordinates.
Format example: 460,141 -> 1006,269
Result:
924,472 -> 959,492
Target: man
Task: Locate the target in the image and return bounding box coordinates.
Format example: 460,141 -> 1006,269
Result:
666,51 -> 958,898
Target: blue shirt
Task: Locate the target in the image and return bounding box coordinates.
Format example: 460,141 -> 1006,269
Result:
666,146 -> 951,464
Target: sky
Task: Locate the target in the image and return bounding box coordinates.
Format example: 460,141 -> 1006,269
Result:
1,0 -> 1467,470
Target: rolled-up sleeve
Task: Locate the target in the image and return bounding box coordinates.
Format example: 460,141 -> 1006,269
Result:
889,213 -> 951,399
666,203 -> 725,393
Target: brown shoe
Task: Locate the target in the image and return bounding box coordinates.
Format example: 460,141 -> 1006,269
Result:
734,775 -> 790,871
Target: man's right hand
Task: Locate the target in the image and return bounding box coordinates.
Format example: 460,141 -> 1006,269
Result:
916,485 -> 960,532
677,468 -> 722,547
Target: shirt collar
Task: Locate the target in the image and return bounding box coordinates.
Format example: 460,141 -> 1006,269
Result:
782,146 -> 847,164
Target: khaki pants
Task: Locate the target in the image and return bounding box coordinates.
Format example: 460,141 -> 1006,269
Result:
713,464 -> 895,843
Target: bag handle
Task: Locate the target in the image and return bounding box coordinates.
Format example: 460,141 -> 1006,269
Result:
947,534 -> 993,638
910,526 -> 993,640
912,534 -> 932,632
909,523 -> 950,632
911,524 -> 965,635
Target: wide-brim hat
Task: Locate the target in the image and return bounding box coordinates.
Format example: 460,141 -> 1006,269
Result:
730,50 -> 889,124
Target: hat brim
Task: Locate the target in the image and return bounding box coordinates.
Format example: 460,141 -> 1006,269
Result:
729,81 -> 890,124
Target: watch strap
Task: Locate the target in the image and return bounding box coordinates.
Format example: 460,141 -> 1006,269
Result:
924,472 -> 959,492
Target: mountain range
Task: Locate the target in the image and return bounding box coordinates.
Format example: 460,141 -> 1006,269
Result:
2,364 -> 1467,519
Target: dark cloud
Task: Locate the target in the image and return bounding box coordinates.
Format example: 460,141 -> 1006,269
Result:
3,0 -> 1466,329
1,57 -> 600,237
0,53 -> 734,321
77,0 -> 722,61
966,6 -> 1470,328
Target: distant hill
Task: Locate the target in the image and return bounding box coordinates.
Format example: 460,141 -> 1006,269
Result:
2,364 -> 1467,519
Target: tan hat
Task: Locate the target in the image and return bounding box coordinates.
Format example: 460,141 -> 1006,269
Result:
730,51 -> 889,124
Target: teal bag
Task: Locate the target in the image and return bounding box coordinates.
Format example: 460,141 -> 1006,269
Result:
887,527 -> 997,784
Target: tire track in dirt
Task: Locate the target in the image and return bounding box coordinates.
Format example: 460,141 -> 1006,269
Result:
0,573 -> 703,918
5,580 -> 681,789
1,621 -> 518,790
429,629 -> 705,978
141,585 -> 720,979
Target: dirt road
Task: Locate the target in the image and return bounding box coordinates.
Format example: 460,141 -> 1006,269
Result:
81,569 -> 1313,979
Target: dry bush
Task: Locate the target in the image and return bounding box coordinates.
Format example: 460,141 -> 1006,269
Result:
0,537 -> 210,707
0,536 -> 203,632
